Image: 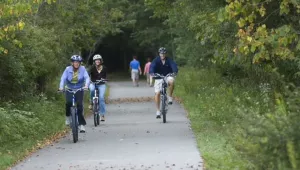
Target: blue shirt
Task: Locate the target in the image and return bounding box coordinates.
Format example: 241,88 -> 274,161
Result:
130,59 -> 140,70
59,66 -> 90,89
149,57 -> 178,76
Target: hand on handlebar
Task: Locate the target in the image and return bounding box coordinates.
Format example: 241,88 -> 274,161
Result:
152,73 -> 177,78
170,72 -> 177,77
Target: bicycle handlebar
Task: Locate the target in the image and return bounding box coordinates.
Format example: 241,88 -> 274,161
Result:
57,87 -> 87,94
152,73 -> 177,79
91,79 -> 108,85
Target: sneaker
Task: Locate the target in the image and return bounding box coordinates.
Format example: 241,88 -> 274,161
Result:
168,97 -> 173,105
65,116 -> 70,126
156,111 -> 161,119
88,104 -> 93,110
79,125 -> 85,133
101,115 -> 105,122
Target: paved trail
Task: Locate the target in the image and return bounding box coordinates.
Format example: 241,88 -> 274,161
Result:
12,81 -> 203,170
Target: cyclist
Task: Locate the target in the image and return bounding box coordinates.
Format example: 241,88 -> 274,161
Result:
149,47 -> 178,118
129,55 -> 142,87
59,55 -> 90,132
88,54 -> 107,121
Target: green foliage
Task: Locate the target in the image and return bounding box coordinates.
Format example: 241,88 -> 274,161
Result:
176,67 -> 300,170
1,0 -> 300,169
0,96 -> 65,170
0,0 -> 142,100
0,25 -> 64,100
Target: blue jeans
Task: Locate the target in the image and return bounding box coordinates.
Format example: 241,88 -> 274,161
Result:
89,83 -> 106,115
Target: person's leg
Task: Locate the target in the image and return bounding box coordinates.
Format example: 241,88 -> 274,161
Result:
155,93 -> 160,111
167,77 -> 175,104
98,84 -> 106,121
75,90 -> 86,126
89,83 -> 95,110
136,72 -> 139,86
131,70 -> 136,86
146,73 -> 150,85
65,91 -> 73,125
154,79 -> 162,118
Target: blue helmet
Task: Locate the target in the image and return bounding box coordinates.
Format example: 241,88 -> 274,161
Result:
70,55 -> 82,62
158,47 -> 167,54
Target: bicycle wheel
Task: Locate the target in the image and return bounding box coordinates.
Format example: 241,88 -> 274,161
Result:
96,102 -> 100,125
93,102 -> 98,127
71,107 -> 78,143
161,94 -> 167,123
97,113 -> 100,125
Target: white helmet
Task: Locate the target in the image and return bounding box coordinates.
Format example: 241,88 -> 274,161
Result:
93,54 -> 102,61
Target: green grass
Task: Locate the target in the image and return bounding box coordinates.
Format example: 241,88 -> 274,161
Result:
0,78 -> 110,170
0,97 -> 65,170
174,67 -> 270,169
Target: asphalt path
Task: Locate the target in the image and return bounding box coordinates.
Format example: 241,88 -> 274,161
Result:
12,81 -> 203,170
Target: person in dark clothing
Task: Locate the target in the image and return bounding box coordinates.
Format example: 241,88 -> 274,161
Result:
149,47 -> 178,118
88,54 -> 107,121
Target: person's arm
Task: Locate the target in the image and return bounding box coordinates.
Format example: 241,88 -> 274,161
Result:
83,67 -> 90,88
149,59 -> 156,74
59,67 -> 68,90
170,59 -> 178,74
89,67 -> 95,82
129,61 -> 132,71
103,66 -> 107,79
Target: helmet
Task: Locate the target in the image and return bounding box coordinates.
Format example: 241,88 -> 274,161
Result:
70,55 -> 82,62
93,54 -> 102,61
158,47 -> 167,54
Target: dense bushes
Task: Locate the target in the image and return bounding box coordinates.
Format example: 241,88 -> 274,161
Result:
0,96 -> 65,170
175,67 -> 300,169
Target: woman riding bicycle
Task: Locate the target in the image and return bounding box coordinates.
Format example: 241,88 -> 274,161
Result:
88,54 -> 108,121
59,55 -> 90,132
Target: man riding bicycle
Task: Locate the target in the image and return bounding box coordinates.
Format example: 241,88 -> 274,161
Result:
149,47 -> 178,119
88,54 -> 107,121
59,55 -> 90,132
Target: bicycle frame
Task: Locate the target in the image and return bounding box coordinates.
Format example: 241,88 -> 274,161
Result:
153,73 -> 175,113
160,78 -> 168,113
65,88 -> 84,107
58,87 -> 85,142
153,73 -> 174,95
93,89 -> 99,110
91,79 -> 107,110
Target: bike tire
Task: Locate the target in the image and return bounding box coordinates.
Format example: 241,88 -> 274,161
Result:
93,103 -> 98,127
161,95 -> 167,123
97,114 -> 100,125
71,107 -> 78,143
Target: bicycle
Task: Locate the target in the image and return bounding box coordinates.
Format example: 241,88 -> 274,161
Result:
91,79 -> 108,127
152,73 -> 176,123
58,88 -> 86,143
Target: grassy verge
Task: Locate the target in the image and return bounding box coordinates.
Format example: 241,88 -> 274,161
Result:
174,67 -> 272,169
0,96 -> 66,170
0,78 -> 110,170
